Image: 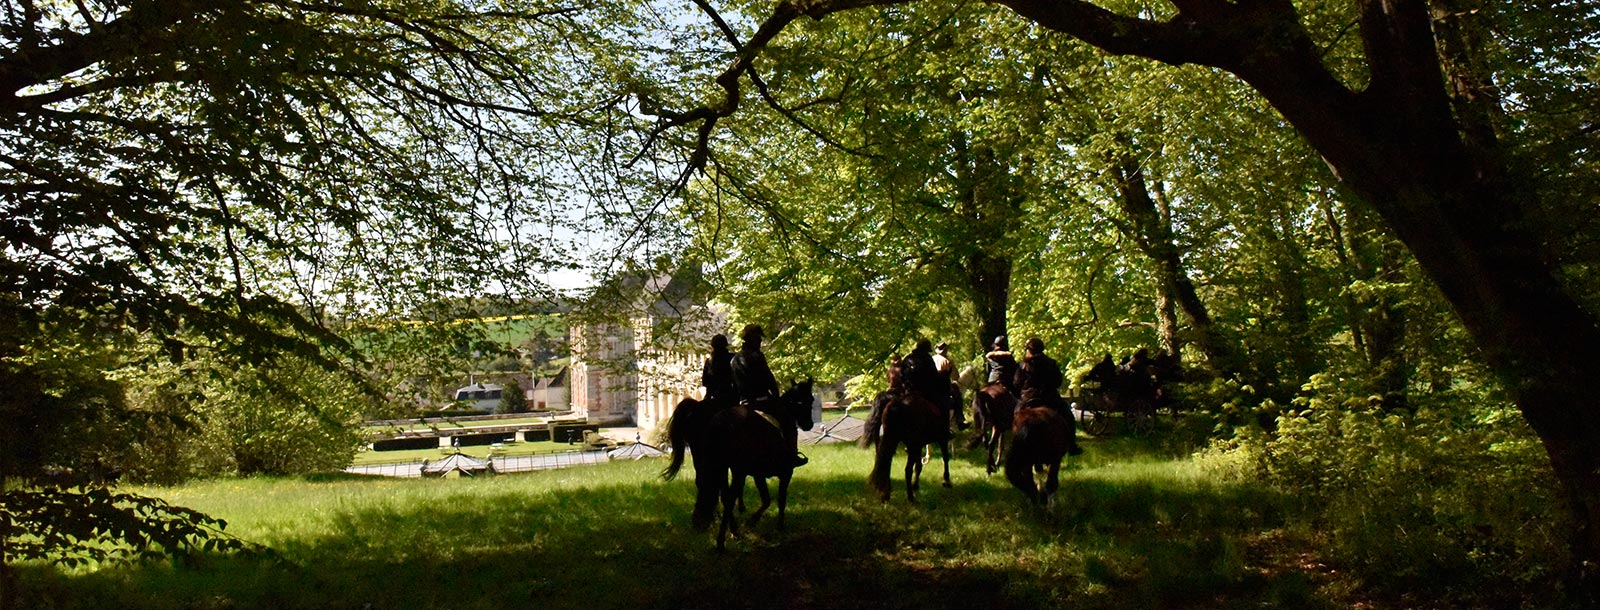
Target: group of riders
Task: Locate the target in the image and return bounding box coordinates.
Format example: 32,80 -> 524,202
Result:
694,323 -> 1179,467
698,323 -> 809,467
868,335 -> 1086,457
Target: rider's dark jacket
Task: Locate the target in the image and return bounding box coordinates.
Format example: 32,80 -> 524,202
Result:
731,345 -> 780,403
702,350 -> 736,405
900,348 -> 947,404
1015,352 -> 1064,409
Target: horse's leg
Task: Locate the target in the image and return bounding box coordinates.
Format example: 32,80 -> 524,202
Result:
966,398 -> 986,449
904,444 -> 921,503
776,471 -> 791,529
691,452 -> 719,531
748,475 -> 772,526
940,439 -> 952,488
1044,460 -> 1061,508
717,470 -> 742,550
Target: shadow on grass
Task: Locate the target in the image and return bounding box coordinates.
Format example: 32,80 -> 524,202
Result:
17,447 -> 1317,610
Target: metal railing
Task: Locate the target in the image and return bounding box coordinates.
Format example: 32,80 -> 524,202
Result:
344,449 -> 611,478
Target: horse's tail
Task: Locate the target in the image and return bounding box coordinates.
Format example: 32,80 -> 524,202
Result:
861,393 -> 888,449
661,398 -> 698,481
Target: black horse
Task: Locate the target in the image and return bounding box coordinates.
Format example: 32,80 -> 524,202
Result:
661,394 -> 730,530
1004,405 -> 1077,505
864,385 -> 953,503
663,379 -> 815,549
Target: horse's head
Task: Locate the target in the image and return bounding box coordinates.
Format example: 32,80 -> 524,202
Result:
783,377 -> 816,432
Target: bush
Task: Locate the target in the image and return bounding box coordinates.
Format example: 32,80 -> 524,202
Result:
1195,372 -> 1571,603
120,353 -> 368,482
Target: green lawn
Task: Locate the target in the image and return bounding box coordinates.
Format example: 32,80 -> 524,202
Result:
15,435 -> 1371,610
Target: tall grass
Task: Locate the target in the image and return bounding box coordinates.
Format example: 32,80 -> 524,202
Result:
16,437 -> 1339,610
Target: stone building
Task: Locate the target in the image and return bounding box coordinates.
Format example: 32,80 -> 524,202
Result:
568,269 -> 724,433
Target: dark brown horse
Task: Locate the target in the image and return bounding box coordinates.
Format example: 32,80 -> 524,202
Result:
1004,406 -> 1077,505
664,380 -> 815,549
661,394 -> 728,531
971,382 -> 1018,475
864,388 -> 952,503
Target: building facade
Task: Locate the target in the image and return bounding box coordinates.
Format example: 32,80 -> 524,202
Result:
567,270 -> 725,434
568,322 -> 637,425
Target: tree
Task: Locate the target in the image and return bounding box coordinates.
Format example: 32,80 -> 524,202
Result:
0,1 -> 637,601
647,0 -> 1600,589
500,378 -> 530,414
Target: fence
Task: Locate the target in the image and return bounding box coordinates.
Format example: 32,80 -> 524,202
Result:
344,449 -> 611,478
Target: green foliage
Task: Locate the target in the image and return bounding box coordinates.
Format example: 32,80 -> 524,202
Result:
499,379 -> 529,414
1196,374 -> 1570,601
120,353 -> 369,482
2,487 -> 242,569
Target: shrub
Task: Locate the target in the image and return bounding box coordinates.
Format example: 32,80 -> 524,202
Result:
1195,372 -> 1571,603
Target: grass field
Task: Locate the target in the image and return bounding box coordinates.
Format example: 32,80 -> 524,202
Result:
14,435 -> 1372,610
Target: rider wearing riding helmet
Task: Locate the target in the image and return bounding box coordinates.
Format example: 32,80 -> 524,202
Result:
1014,338 -> 1063,409
900,339 -> 945,404
730,323 -> 807,467
731,324 -> 780,404
984,336 -> 1019,395
1014,337 -> 1083,456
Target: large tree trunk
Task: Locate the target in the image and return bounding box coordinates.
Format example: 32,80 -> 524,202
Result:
952,136 -> 1025,355
966,251 -> 1012,353
1110,159 -> 1240,376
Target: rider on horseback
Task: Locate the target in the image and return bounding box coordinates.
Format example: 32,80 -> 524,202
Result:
731,324 -> 807,467
933,341 -> 967,430
984,336 -> 1019,396
900,339 -> 958,435
701,334 -> 736,409
1015,337 -> 1083,456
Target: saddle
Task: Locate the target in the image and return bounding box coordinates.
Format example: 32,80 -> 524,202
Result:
739,398 -> 786,432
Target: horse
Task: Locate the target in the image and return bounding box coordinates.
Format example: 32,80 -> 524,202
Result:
662,394 -> 732,531
864,388 -> 952,503
970,382 -> 1017,475
665,379 -> 814,550
1004,405 -> 1078,506
1079,354 -> 1160,434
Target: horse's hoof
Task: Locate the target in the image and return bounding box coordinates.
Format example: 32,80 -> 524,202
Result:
942,481 -> 952,488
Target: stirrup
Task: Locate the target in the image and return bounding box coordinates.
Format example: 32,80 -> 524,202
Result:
794,451 -> 809,467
